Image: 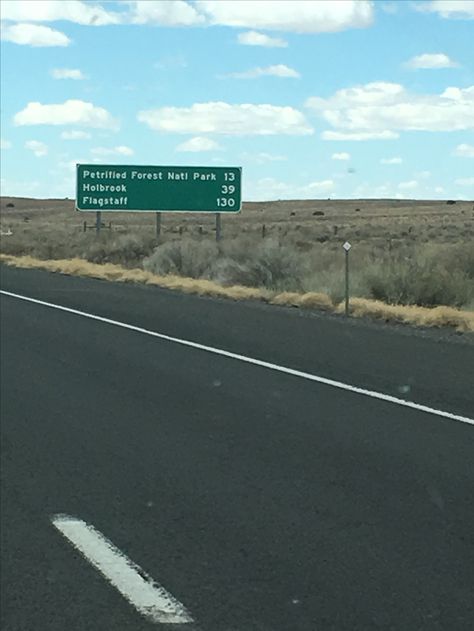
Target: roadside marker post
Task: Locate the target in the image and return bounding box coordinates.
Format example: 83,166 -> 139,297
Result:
343,241 -> 351,317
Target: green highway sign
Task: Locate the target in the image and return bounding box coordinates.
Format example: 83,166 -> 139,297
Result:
76,164 -> 242,213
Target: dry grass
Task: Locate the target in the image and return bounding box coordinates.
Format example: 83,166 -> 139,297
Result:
270,291 -> 333,311
338,298 -> 474,333
1,195 -> 473,329
2,253 -> 473,332
2,220 -> 472,310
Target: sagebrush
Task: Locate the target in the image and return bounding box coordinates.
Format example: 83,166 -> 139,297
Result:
1,225 -> 473,309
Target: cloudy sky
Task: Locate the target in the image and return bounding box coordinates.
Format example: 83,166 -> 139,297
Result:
1,0 -> 473,201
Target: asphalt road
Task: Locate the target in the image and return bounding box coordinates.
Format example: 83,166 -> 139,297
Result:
1,264 -> 473,631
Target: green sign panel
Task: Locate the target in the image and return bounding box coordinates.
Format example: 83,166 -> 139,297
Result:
75,164 -> 241,213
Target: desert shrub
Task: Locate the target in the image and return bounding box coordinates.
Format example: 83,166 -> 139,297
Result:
2,218 -> 472,310
206,257 -> 270,287
300,243 -> 474,308
364,260 -> 472,307
438,243 -> 474,279
83,233 -> 156,266
256,239 -> 308,290
0,226 -> 86,259
143,237 -> 307,291
143,239 -> 218,278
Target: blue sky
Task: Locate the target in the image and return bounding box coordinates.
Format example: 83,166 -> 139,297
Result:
1,0 -> 473,201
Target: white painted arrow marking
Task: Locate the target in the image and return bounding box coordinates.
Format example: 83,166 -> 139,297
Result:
51,514 -> 193,625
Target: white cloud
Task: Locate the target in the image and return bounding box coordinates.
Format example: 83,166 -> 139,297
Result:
14,100 -> 118,130
237,30 -> 287,47
332,152 -> 350,160
25,140 -> 48,157
51,68 -> 86,80
241,152 -> 287,164
61,130 -> 91,140
398,180 -> 418,190
1,23 -> 71,46
381,157 -> 402,164
1,139 -> 12,149
434,186 -> 445,193
138,102 -> 313,136
175,136 -> 221,152
129,0 -> 204,25
455,177 -> 474,186
453,143 -> 474,157
415,170 -> 431,179
406,53 -> 459,69
307,82 -> 474,134
322,130 -> 399,141
224,64 -> 300,79
246,176 -> 335,201
1,0 -> 121,25
196,0 -> 373,33
91,146 -> 134,156
417,1 -> 474,19
1,0 -> 376,33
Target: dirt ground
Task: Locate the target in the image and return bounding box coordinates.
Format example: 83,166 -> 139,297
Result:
1,196 -> 473,250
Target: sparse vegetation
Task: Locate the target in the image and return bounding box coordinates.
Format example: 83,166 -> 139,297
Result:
1,196 -> 473,329
2,252 -> 473,332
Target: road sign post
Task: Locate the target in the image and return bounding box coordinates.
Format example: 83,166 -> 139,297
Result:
216,213 -> 222,242
96,211 -> 102,235
342,241 -> 351,317
155,212 -> 162,239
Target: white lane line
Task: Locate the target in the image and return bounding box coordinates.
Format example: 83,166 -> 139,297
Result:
2,289 -> 473,427
51,514 -> 193,625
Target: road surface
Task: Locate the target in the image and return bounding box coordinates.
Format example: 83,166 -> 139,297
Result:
1,264 -> 473,630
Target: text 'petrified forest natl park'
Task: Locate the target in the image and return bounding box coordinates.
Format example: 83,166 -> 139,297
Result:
76,164 -> 242,213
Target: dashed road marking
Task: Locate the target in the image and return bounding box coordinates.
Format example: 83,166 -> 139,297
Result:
51,514 -> 193,625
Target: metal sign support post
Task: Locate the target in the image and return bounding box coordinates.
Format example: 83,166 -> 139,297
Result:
156,212 -> 162,239
216,212 -> 222,242
343,241 -> 351,317
96,211 -> 102,235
